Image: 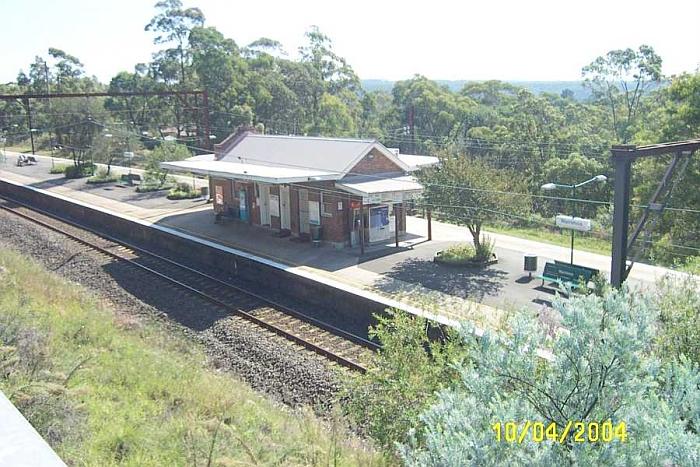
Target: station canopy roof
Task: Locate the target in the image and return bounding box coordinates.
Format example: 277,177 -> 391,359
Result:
160,132 -> 437,188
336,174 -> 424,197
160,158 -> 341,184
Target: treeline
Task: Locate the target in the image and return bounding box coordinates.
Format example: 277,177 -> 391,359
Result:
0,0 -> 698,267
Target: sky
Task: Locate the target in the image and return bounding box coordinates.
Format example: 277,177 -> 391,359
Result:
1,0 -> 699,84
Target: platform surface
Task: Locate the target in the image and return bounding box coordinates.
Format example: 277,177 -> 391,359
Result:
1,154 -> 685,330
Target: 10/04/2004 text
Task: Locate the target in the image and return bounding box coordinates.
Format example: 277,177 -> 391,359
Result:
491,420 -> 627,444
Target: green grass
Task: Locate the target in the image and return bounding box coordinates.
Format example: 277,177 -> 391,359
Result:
0,249 -> 388,466
485,224 -> 612,256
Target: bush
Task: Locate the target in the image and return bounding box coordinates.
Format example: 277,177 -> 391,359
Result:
654,274 -> 700,364
136,173 -> 174,192
400,288 -> 700,465
49,165 -> 68,174
436,235 -> 495,265
437,244 -> 476,264
86,168 -> 118,184
167,182 -> 200,200
473,234 -> 495,261
343,309 -> 469,448
63,163 -> 95,179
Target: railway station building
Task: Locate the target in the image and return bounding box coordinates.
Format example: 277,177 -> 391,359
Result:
161,131 -> 438,249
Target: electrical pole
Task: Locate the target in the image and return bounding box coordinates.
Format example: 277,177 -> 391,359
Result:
24,98 -> 35,155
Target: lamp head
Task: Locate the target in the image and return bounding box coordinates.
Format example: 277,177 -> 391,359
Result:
541,182 -> 557,191
594,174 -> 608,183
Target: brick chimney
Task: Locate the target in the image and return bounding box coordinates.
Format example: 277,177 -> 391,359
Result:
214,125 -> 259,160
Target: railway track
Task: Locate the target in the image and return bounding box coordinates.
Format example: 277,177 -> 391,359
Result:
0,196 -> 378,373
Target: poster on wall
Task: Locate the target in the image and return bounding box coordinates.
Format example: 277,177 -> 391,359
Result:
269,194 -> 280,216
309,200 -> 320,225
215,185 -> 224,205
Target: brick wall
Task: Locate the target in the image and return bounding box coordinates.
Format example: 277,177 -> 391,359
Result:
349,148 -> 403,175
211,177 -> 234,214
296,181 -> 354,244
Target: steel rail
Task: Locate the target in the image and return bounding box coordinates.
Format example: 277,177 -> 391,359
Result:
0,196 -> 373,372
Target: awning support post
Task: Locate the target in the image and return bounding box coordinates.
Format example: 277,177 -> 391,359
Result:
359,201 -> 365,256
427,208 -> 432,241
395,203 -> 400,248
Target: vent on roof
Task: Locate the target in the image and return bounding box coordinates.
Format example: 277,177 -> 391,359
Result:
388,148 -> 400,155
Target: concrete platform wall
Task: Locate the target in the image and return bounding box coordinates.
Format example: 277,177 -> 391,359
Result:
0,179 -> 388,331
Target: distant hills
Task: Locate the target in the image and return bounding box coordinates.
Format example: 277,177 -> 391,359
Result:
361,79 -> 594,100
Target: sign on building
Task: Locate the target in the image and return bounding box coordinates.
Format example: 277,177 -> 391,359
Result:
555,215 -> 592,232
215,185 -> 224,205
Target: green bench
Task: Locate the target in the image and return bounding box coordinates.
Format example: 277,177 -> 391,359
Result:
536,262 -> 596,294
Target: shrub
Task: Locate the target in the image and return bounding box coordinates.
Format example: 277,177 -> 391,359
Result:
63,163 -> 95,179
343,309 -> 469,448
86,168 -> 118,184
438,244 -> 476,264
49,165 -> 68,174
653,274 -> 700,364
400,288 -> 700,465
473,234 -> 495,261
167,182 -> 200,200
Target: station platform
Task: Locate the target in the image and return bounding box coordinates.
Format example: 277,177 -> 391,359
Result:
0,154 -> 683,332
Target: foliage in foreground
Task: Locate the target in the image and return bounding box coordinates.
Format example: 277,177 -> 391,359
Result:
0,249 -> 386,466
400,286 -> 700,466
344,310 -> 469,449
653,274 -> 700,365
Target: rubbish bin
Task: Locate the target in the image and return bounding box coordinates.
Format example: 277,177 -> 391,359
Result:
200,186 -> 209,199
524,253 -> 538,277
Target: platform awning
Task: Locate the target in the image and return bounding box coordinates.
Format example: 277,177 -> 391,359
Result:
160,159 -> 340,184
336,174 -> 424,203
396,153 -> 439,171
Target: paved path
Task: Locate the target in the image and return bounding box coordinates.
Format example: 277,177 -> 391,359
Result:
406,216 -> 685,285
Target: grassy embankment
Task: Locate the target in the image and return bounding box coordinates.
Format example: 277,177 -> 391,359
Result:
0,248 -> 387,466
485,224 -> 611,256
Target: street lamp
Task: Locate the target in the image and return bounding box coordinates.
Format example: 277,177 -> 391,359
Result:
541,175 -> 607,264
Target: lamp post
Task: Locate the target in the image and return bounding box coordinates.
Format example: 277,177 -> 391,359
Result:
541,174 -> 607,264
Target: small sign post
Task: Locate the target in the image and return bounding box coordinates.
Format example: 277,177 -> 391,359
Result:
555,215 -> 592,232
555,215 -> 593,264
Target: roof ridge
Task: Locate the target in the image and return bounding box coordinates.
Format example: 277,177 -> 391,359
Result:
247,134 -> 376,143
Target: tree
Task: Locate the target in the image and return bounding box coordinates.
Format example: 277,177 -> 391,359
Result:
582,45 -> 663,143
418,155 -> 530,249
298,26 -> 361,134
401,288 -> 700,465
541,153 -> 611,218
145,0 -> 205,86
146,141 -> 191,183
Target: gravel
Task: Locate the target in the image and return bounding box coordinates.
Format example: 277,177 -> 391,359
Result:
0,207 -> 341,408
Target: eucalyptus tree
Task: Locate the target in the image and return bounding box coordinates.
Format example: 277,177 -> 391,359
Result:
582,45 -> 663,143
145,0 -> 205,87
